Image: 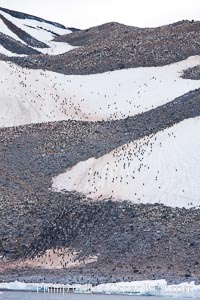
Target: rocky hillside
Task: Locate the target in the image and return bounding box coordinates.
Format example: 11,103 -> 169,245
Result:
0,32 -> 40,55
4,20 -> 200,75
0,6 -> 78,56
182,65 -> 200,79
0,7 -> 200,286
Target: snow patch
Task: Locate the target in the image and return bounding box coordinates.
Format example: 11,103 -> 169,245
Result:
1,56 -> 200,128
38,41 -> 76,55
0,248 -> 97,271
52,117 -> 200,208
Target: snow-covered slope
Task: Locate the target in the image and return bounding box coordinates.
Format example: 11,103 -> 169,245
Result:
0,7 -> 75,55
52,117 -> 200,209
0,8 -> 71,40
1,56 -> 200,128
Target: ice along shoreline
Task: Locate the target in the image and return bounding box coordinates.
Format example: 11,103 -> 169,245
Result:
1,279 -> 200,298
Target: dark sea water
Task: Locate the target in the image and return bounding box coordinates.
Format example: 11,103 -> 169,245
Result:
0,292 -> 189,300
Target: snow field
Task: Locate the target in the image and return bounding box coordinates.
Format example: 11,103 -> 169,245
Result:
1,56 -> 200,127
52,117 -> 200,208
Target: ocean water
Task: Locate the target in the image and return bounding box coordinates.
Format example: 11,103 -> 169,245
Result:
0,292 -> 190,300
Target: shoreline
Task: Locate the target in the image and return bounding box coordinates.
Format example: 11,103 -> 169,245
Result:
0,279 -> 200,298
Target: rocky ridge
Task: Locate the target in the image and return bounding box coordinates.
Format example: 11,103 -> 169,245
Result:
0,32 -> 40,55
182,65 -> 200,80
0,6 -> 79,57
4,20 -> 200,75
0,13 -> 48,48
0,6 -> 73,30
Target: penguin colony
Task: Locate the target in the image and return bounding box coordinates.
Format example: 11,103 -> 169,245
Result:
1,11 -> 200,286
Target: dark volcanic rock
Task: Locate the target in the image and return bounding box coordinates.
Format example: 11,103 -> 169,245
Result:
54,22 -> 140,47
182,65 -> 200,80
0,32 -> 41,55
1,89 -> 200,283
4,20 -> 200,75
